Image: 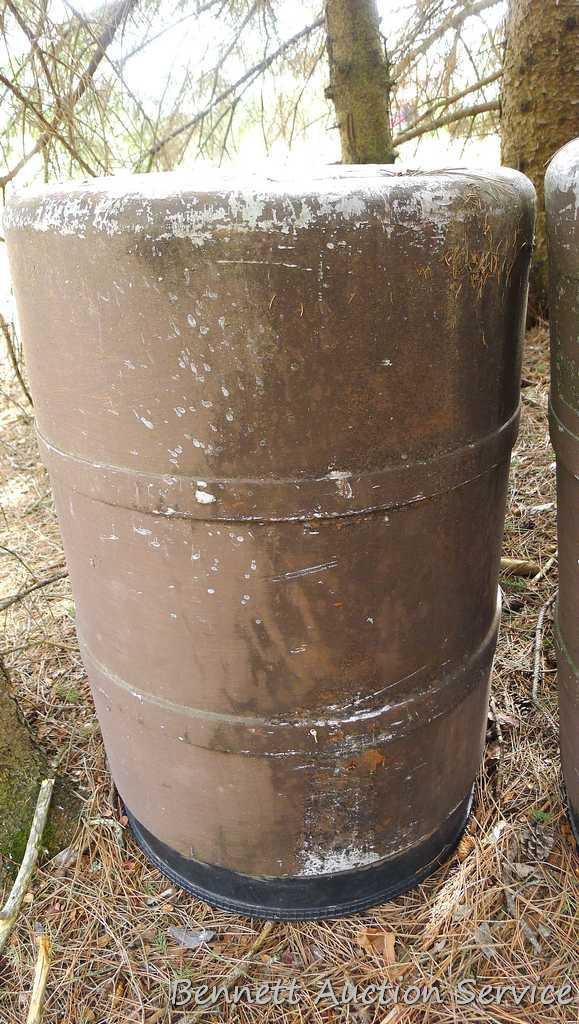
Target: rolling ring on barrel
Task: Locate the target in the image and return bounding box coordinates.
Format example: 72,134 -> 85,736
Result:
5,167 -> 534,918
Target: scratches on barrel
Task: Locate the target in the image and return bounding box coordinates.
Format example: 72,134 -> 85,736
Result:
271,560 -> 338,582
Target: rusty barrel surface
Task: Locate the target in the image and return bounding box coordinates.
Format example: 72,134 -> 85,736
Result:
5,168 -> 534,919
546,140 -> 579,843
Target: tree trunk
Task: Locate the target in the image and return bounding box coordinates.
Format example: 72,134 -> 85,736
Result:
325,0 -> 395,163
0,660 -> 77,873
501,0 -> 579,315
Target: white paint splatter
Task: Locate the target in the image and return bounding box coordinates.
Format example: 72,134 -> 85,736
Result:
299,847 -> 382,877
195,489 -> 216,504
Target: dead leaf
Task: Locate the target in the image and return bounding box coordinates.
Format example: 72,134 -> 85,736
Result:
452,903 -> 471,922
52,845 -> 78,875
511,862 -> 536,880
112,978 -> 126,1007
473,922 -> 498,962
356,927 -> 396,964
166,926 -> 216,949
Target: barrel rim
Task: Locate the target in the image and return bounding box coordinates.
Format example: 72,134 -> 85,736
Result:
3,165 -> 536,240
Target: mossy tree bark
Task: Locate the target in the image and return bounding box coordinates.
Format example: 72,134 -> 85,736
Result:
0,660 -> 77,873
501,0 -> 579,314
325,0 -> 395,164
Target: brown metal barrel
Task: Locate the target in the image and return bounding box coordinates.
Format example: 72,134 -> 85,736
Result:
5,168 -> 534,919
546,140 -> 579,843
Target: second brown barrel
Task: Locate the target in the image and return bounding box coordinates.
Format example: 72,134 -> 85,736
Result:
546,140 -> 579,843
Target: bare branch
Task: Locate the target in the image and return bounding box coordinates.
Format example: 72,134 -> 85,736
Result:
4,0 -> 59,100
0,312 -> 33,406
0,0 -> 140,189
394,0 -> 501,79
0,780 -> 55,953
144,16 -> 324,163
26,930 -> 52,1024
394,98 -> 500,146
405,69 -> 501,130
0,70 -> 98,176
0,570 -> 69,613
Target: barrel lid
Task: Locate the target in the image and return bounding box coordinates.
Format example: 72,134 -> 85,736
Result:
545,139 -> 579,277
4,165 -> 535,241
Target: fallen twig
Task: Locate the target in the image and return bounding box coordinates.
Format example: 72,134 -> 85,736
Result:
531,553 -> 557,584
532,592 -> 557,704
0,312 -> 33,406
26,928 -> 52,1024
500,556 -> 540,577
504,887 -> 541,952
23,492 -> 51,516
0,570 -> 68,612
0,779 -> 54,953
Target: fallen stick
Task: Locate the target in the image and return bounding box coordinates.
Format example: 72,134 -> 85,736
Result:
176,920 -> 275,1023
532,592 -> 557,705
0,571 -> 68,612
500,556 -> 540,577
531,553 -> 557,584
0,778 -> 54,953
0,311 -> 33,407
26,929 -> 52,1024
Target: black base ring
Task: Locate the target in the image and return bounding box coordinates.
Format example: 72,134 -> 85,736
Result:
126,789 -> 473,921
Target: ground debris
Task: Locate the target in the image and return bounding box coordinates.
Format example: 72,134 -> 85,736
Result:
355,927 -> 397,963
166,925 -> 216,949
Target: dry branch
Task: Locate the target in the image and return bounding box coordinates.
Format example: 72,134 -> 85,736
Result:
531,553 -> 557,584
0,0 -> 140,188
394,0 -> 501,77
531,592 -> 557,704
0,312 -> 32,406
407,68 -> 502,130
26,930 -> 52,1024
0,779 -> 54,954
500,556 -> 541,578
144,17 -> 324,162
393,98 -> 499,146
0,70 -> 97,177
0,570 -> 68,612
